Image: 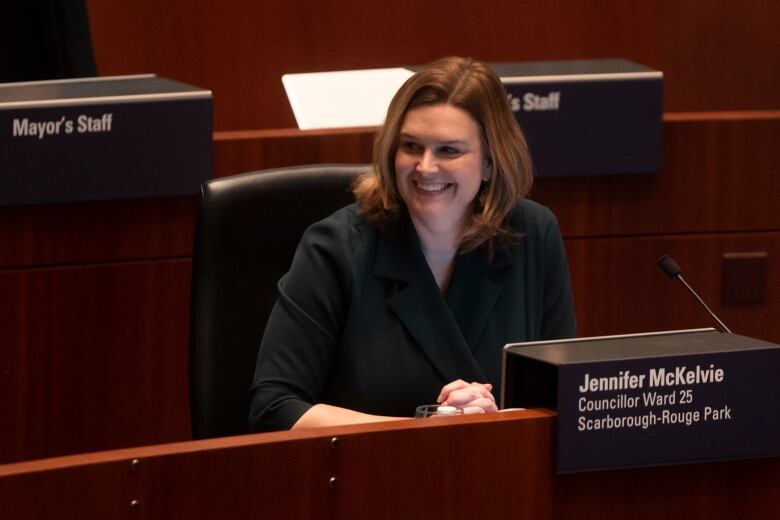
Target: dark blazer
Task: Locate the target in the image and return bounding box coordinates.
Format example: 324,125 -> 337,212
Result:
249,200 -> 576,431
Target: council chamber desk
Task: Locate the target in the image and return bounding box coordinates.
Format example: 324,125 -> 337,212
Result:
1,409 -> 778,519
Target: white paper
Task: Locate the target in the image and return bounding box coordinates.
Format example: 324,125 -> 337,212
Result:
282,67 -> 415,130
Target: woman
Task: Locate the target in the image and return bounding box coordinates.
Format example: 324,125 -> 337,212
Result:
249,57 -> 576,431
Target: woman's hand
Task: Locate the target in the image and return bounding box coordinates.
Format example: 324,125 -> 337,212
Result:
437,379 -> 497,414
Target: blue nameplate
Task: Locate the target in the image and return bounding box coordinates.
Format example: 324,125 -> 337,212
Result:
494,59 -> 663,177
501,329 -> 780,473
0,74 -> 212,206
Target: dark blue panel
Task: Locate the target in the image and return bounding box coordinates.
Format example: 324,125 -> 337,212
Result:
505,78 -> 663,177
502,331 -> 780,472
1,77 -> 212,206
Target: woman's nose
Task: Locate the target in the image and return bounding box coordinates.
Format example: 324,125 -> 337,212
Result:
416,149 -> 438,174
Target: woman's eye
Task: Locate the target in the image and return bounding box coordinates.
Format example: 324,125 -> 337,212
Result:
401,141 -> 421,153
440,147 -> 461,155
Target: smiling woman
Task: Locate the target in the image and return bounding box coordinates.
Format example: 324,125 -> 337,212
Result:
397,107 -> 484,237
356,57 -> 533,256
394,104 -> 487,289
249,57 -> 576,432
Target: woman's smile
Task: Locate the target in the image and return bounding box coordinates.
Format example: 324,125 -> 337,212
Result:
414,181 -> 453,193
395,103 -> 488,237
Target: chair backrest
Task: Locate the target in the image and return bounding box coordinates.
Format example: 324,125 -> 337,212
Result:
189,164 -> 368,439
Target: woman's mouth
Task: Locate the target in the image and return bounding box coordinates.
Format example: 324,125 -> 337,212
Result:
414,181 -> 452,193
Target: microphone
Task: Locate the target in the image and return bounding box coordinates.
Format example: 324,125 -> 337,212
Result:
657,254 -> 732,334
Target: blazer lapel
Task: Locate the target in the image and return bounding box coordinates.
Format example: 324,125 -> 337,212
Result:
445,247 -> 512,353
374,225 -> 487,384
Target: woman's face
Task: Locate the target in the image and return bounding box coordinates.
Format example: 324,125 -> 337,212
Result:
394,104 -> 488,237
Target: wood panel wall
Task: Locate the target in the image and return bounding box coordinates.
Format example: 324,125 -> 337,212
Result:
86,0 -> 780,130
0,1 -> 777,464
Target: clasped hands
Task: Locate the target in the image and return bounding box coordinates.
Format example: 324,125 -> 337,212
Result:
437,379 -> 498,415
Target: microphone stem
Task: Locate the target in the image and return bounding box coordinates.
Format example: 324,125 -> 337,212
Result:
677,275 -> 732,334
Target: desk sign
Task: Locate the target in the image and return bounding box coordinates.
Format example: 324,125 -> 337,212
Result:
494,59 -> 663,177
501,329 -> 780,473
0,74 -> 212,206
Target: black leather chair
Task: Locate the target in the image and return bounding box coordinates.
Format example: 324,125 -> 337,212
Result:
189,164 -> 368,439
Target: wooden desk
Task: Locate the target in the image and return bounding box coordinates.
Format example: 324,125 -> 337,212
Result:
2,409 -> 778,519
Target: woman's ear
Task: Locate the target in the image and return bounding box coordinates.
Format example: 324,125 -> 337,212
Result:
482,158 -> 493,182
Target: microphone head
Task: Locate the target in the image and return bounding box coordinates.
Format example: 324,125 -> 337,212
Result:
658,254 -> 683,278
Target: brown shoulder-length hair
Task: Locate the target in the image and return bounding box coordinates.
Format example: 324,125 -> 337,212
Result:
353,56 -> 534,255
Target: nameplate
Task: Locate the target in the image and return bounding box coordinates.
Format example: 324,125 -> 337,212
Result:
501,329 -> 780,472
0,74 -> 212,206
495,59 -> 663,177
